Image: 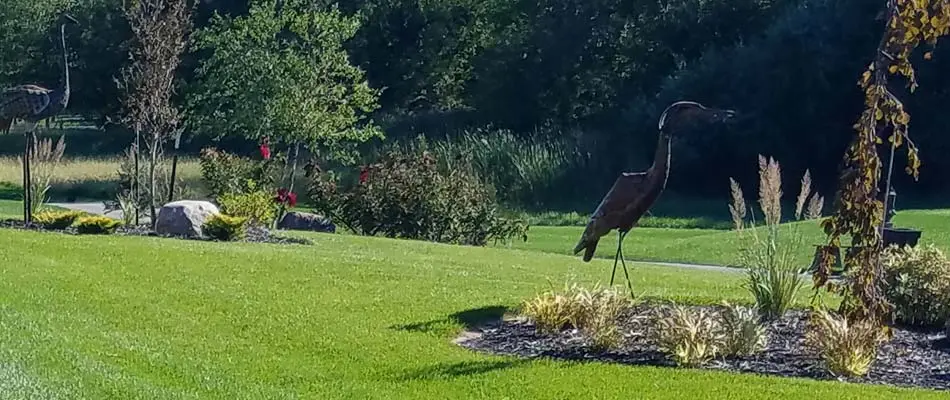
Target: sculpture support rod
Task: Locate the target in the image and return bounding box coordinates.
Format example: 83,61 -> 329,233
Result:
22,132 -> 32,224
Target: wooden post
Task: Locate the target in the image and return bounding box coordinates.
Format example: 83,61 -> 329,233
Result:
168,130 -> 182,203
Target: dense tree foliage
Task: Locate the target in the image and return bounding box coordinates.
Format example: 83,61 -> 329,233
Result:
3,0 -> 950,205
186,0 -> 382,154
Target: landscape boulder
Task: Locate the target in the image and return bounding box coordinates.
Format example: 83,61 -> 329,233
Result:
278,211 -> 335,233
155,200 -> 220,238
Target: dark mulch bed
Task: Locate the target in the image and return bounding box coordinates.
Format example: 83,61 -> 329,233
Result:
459,303 -> 950,391
0,219 -> 313,245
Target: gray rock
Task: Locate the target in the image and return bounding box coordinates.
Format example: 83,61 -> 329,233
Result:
155,200 -> 220,238
278,211 -> 335,233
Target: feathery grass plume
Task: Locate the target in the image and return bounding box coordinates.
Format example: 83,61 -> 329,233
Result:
735,155 -> 804,320
795,170 -> 812,220
728,177 -> 746,231
806,194 -> 824,220
23,133 -> 67,215
757,155 -> 782,226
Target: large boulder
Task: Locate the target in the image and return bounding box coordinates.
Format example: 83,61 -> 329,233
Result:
155,200 -> 220,238
278,211 -> 335,233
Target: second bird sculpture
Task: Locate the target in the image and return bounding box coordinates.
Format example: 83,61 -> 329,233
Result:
573,101 -> 736,294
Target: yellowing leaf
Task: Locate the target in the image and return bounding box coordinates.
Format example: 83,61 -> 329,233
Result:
875,109 -> 884,120
888,65 -> 899,73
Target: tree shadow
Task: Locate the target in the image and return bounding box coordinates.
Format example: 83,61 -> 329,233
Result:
397,359 -> 531,381
390,305 -> 510,333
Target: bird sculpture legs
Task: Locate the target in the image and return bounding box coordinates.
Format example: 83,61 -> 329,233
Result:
22,129 -> 33,225
609,230 -> 634,296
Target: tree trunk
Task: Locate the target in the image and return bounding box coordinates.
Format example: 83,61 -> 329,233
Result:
149,139 -> 158,229
288,142 -> 300,194
133,124 -> 141,225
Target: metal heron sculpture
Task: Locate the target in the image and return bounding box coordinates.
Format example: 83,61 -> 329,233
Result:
572,101 -> 736,294
0,14 -> 79,223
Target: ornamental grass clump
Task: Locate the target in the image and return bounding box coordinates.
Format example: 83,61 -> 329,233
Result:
651,304 -> 725,367
728,155 -> 821,320
519,283 -> 630,350
806,309 -> 885,377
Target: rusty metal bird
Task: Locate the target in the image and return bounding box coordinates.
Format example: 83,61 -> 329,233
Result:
573,101 -> 736,293
0,14 -> 79,223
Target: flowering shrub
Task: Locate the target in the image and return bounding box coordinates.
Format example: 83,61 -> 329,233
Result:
309,149 -> 528,246
198,146 -> 282,199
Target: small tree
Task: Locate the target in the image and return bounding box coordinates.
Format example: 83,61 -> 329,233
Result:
186,0 -> 382,167
813,0 -> 950,328
117,0 -> 192,227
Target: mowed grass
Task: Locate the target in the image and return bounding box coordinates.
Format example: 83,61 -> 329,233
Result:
503,209 -> 950,267
0,228 -> 942,399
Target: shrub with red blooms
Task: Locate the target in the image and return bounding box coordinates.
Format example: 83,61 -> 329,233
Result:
308,149 -> 528,246
199,147 -> 283,199
275,188 -> 297,208
259,137 -> 271,160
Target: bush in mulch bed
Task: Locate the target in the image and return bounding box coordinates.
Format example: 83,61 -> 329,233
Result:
0,219 -> 312,246
459,302 -> 950,391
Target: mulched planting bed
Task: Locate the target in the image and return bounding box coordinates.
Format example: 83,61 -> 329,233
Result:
459,303 -> 950,391
1,219 -> 313,245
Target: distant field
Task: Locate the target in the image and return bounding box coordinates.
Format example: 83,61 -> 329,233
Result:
0,156 -> 204,202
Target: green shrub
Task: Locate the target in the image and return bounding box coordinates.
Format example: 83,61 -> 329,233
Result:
202,214 -> 248,241
309,148 -> 528,246
198,147 -> 282,199
882,243 -> 950,327
74,216 -> 121,235
33,210 -> 83,230
217,187 -> 278,227
805,309 -> 884,377
719,302 -> 768,357
651,304 -> 725,367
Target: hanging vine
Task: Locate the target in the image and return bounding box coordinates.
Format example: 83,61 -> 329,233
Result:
813,0 -> 950,327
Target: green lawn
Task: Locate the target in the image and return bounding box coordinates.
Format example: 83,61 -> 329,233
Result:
504,209 -> 950,267
0,227 -> 944,399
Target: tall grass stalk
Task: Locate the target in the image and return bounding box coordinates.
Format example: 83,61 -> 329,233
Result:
22,133 -> 66,214
384,129 -> 590,207
729,155 -> 822,320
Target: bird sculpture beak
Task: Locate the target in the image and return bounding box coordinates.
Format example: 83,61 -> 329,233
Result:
719,109 -> 738,122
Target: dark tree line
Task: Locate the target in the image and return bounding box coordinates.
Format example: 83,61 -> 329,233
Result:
2,0 -> 949,202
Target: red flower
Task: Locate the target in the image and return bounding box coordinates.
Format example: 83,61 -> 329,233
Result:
275,188 -> 297,208
259,137 -> 271,160
359,166 -> 369,184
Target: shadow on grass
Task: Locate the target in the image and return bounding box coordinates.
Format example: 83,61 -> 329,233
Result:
397,359 -> 531,381
390,305 -> 509,333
